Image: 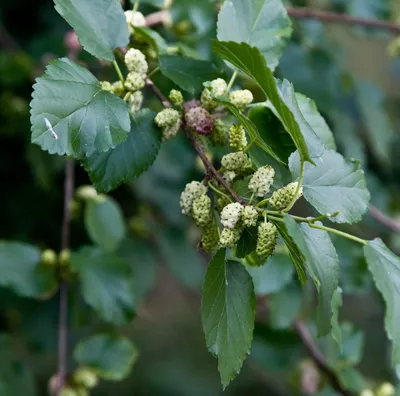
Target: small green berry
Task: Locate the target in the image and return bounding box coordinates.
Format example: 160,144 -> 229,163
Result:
228,89 -> 253,110
221,202 -> 243,229
229,124 -> 247,150
59,249 -> 71,268
76,186 -> 99,202
269,182 -> 303,210
200,78 -> 227,109
111,81 -> 125,97
155,108 -> 181,129
219,227 -> 242,248
221,152 -> 252,172
179,181 -> 207,215
124,71 -> 145,92
210,118 -> 227,146
242,206 -> 259,227
376,383 -> 395,396
100,81 -> 113,92
248,165 -> 275,197
41,249 -> 57,267
73,367 -> 99,389
124,48 -> 148,75
192,194 -> 211,227
169,89 -> 184,106
256,222 -> 277,260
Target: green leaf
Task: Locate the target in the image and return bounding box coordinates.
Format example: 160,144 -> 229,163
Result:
268,282 -> 302,329
74,334 -> 138,381
355,81 -> 395,169
218,100 -> 283,164
284,217 -> 339,336
0,334 -> 36,396
83,109 -> 161,193
53,0 -> 129,61
159,55 -> 222,95
236,227 -> 258,259
338,368 -> 366,394
272,221 -> 307,285
30,58 -> 130,158
246,253 -> 294,295
84,196 -> 126,252
117,238 -> 158,302
217,0 -> 292,70
212,41 -> 314,164
295,93 -> 336,151
247,105 -> 296,165
289,149 -> 370,224
202,250 -> 256,388
134,27 -> 168,55
331,287 -> 343,351
364,238 -> 400,364
0,241 -> 56,298
70,247 -> 135,325
156,228 -> 205,290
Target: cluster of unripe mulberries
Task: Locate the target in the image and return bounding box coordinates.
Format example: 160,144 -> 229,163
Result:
154,77 -> 254,142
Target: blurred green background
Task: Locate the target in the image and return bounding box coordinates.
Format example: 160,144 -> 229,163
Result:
0,0 -> 400,395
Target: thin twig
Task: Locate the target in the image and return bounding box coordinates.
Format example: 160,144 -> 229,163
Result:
369,204 -> 400,233
287,8 -> 400,34
146,79 -> 172,108
144,8 -> 400,35
294,320 -> 355,396
57,159 -> 75,395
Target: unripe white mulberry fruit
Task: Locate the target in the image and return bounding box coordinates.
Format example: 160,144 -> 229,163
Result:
376,383 -> 395,396
223,171 -> 236,183
228,89 -> 253,110
185,107 -> 214,135
192,194 -> 211,227
200,78 -> 227,109
73,367 -> 99,389
201,217 -> 220,253
124,48 -> 148,76
211,118 -> 227,146
125,10 -> 146,28
248,165 -> 275,197
111,81 -> 124,97
242,206 -> 259,227
229,124 -> 247,150
127,91 -> 143,113
155,108 -> 181,128
124,71 -> 145,92
100,81 -> 113,92
221,202 -> 243,229
221,152 -> 252,172
179,181 -> 207,215
256,222 -> 277,260
219,227 -> 242,248
269,182 -> 303,210
41,249 -> 57,267
169,89 -> 184,106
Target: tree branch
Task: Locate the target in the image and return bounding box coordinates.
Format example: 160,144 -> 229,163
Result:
57,159 -> 75,395
294,320 -> 355,396
144,8 -> 400,35
369,204 -> 400,233
147,79 -> 245,204
287,8 -> 400,34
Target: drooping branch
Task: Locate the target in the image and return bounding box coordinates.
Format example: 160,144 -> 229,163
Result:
369,204 -> 400,233
57,159 -> 75,395
294,320 -> 355,396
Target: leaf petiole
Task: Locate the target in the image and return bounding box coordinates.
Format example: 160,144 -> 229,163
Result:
208,182 -> 232,203
113,60 -> 125,85
225,70 -> 238,93
283,161 -> 305,212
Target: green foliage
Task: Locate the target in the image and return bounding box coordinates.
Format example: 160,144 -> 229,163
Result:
84,109 -> 162,193
202,250 -> 255,387
217,0 -> 292,70
70,247 -> 135,325
53,0 -> 129,61
74,334 -> 138,381
30,58 -> 131,158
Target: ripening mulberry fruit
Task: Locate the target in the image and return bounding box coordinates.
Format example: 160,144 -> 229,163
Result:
210,118 -> 227,146
219,227 -> 242,248
185,107 -> 214,135
228,89 -> 253,110
124,72 -> 145,92
201,217 -> 220,253
269,182 -> 303,210
221,152 -> 252,172
221,202 -> 243,229
256,222 -> 277,259
200,78 -> 227,109
229,124 -> 248,150
179,181 -> 207,215
192,194 -> 211,227
124,48 -> 148,76
248,165 -> 275,197
169,89 -> 184,106
242,206 -> 259,227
